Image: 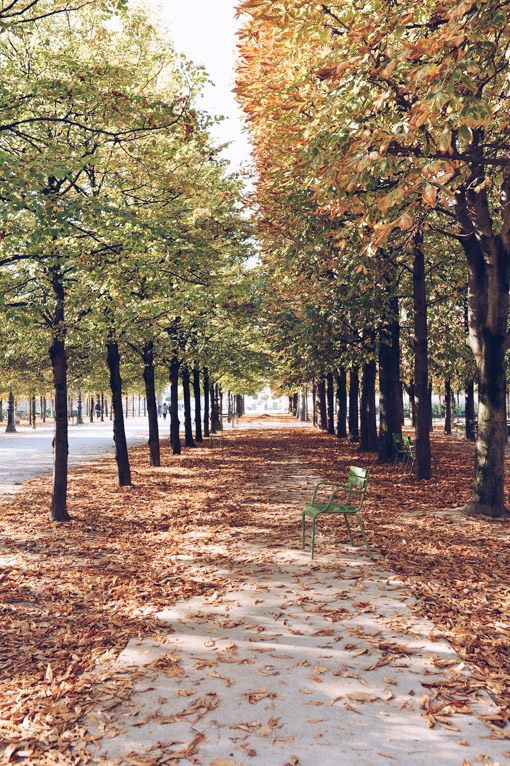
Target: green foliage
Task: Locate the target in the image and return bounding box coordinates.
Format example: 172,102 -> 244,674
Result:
0,2 -> 259,401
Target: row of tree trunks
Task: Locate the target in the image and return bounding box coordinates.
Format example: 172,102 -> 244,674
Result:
48,304 -> 219,522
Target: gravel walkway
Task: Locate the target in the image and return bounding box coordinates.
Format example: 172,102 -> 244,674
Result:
84,453 -> 508,766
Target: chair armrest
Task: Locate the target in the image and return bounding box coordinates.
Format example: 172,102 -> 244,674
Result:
311,481 -> 350,504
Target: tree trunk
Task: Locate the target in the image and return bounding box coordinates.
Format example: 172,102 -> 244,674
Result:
312,384 -> 317,427
169,355 -> 181,455
359,358 -> 378,452
210,382 -> 219,432
348,367 -> 359,442
336,369 -> 347,438
464,336 -> 508,515
378,297 -> 402,461
193,364 -> 203,442
299,390 -> 307,421
444,378 -> 452,435
413,233 -> 431,479
454,172 -> 510,516
49,300 -> 71,522
142,340 -> 160,467
326,372 -> 335,434
182,365 -> 195,448
106,341 -> 132,486
31,395 -> 36,429
409,381 -> 416,427
429,382 -> 433,432
465,379 -> 476,441
203,367 -> 210,438
317,378 -> 327,430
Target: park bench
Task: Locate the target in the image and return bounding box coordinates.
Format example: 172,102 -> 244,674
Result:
302,466 -> 372,559
209,422 -> 224,447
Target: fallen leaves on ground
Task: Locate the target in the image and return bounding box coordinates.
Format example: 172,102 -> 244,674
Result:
0,416 -> 508,763
294,426 -> 510,719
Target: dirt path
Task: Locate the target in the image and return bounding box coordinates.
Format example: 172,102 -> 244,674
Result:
83,427 -> 508,766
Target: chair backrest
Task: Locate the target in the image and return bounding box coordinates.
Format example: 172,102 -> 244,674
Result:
347,466 -> 369,508
392,433 -> 403,449
402,434 -> 414,451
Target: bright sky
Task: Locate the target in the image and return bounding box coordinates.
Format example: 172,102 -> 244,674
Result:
143,0 -> 252,171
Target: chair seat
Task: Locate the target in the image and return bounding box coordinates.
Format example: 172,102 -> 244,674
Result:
304,503 -> 359,516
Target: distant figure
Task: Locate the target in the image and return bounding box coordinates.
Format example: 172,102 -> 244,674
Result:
157,404 -> 162,417
95,402 -> 101,417
162,402 -> 168,420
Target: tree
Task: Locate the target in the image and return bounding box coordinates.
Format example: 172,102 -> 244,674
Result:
0,3 -> 206,518
237,0 -> 510,516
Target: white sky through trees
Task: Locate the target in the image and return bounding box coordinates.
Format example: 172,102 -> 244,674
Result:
143,0 -> 251,171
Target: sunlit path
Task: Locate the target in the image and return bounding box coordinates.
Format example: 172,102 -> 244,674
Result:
79,424 -> 507,766
1,420 -> 508,764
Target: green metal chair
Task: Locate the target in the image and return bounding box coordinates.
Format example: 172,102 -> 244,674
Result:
392,433 -> 406,469
209,422 -> 224,447
402,434 -> 415,474
302,466 -> 372,559
402,435 -> 437,474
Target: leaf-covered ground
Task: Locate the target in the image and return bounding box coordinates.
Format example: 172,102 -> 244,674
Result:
0,417 -> 509,763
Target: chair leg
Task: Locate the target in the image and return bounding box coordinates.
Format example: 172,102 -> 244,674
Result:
343,514 -> 355,545
302,512 -> 306,549
311,517 -> 316,559
355,514 -> 373,558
